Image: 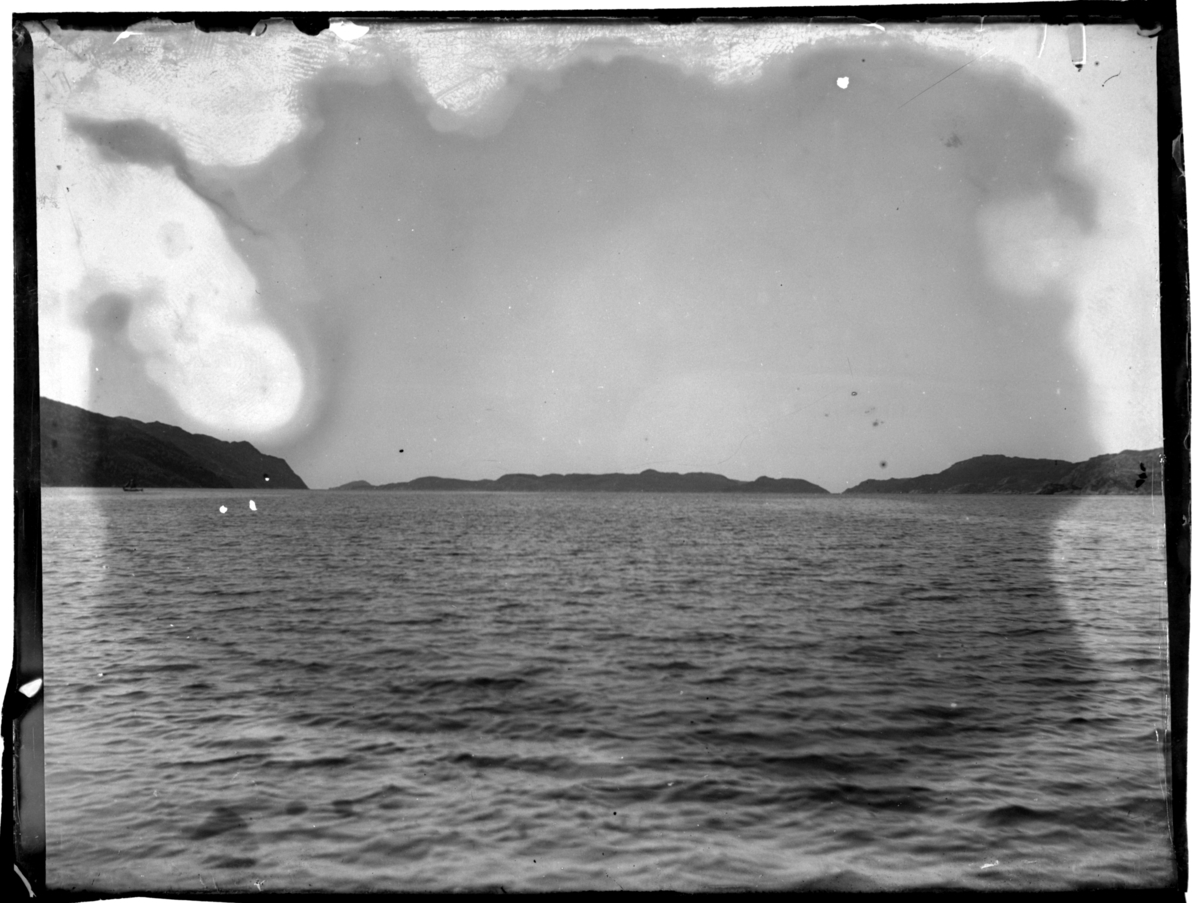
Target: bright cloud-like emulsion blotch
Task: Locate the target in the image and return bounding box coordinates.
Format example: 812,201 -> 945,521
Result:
34,24 -> 312,436
62,135 -> 304,433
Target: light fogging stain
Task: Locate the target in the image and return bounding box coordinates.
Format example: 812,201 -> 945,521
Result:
82,289 -> 190,427
195,126 -> 354,459
67,116 -> 265,237
245,40 -> 1102,488
66,114 -> 325,450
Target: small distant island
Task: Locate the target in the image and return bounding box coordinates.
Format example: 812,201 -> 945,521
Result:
340,450 -> 1163,496
39,397 -> 308,489
333,471 -> 831,494
844,449 -> 1163,495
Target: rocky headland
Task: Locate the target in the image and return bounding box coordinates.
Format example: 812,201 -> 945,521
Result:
40,397 -> 308,489
844,449 -> 1163,495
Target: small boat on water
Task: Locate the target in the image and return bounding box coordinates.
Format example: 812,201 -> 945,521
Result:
122,477 -> 144,493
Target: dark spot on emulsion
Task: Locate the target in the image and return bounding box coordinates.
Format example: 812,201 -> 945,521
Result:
851,391 -> 858,396
51,439 -> 58,448
872,420 -> 881,427
399,449 -> 404,453
943,133 -> 963,148
880,461 -> 888,469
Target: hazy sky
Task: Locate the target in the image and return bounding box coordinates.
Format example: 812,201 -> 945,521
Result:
32,20 -> 1162,490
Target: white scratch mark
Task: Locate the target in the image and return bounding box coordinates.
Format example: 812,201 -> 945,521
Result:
219,505 -> 228,514
1037,24 -> 1047,57
898,49 -> 994,108
113,29 -> 141,43
249,500 -> 258,511
981,861 -> 1000,870
13,864 -> 33,896
18,678 -> 42,698
1069,23 -> 1086,71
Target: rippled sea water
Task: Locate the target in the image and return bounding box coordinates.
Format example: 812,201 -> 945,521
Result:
41,489 -> 1174,892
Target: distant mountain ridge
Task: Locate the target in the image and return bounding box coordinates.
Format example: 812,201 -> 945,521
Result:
40,397 -> 308,489
332,470 -> 830,494
844,449 -> 1163,495
39,394 -> 1160,497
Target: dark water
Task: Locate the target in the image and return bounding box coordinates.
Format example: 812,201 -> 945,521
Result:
41,489 -> 1173,891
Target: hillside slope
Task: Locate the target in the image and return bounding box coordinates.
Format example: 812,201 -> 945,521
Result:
845,449 -> 1162,495
40,397 -> 308,489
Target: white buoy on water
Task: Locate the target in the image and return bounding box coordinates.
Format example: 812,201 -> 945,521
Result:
249,500 -> 257,511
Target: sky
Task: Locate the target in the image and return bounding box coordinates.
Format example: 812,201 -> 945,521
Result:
30,19 -> 1163,491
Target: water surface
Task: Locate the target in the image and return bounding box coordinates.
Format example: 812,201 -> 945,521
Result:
42,489 -> 1173,891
